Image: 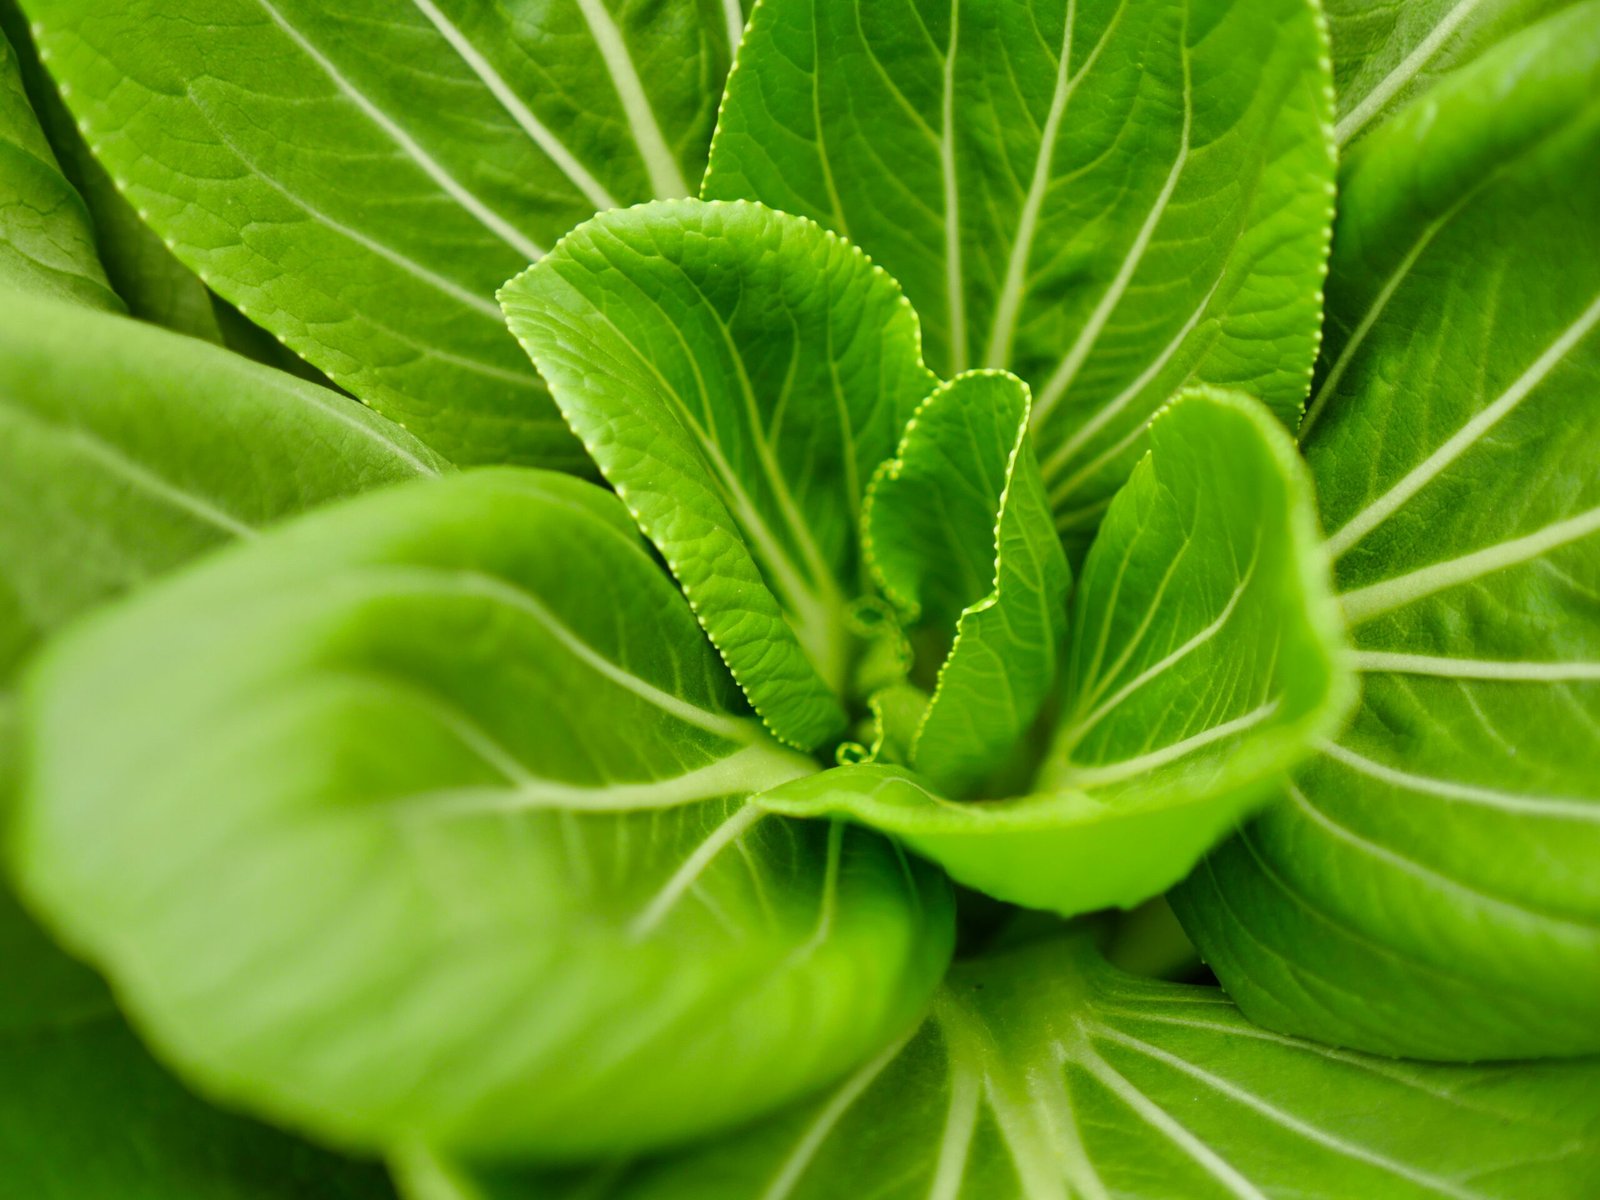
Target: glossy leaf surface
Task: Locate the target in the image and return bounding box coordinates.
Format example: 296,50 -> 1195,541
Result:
11,469 -> 953,1159
705,0 -> 1335,546
502,199 -> 938,749
865,371 -> 1069,795
409,934 -> 1600,1200
762,390 -> 1349,917
1174,6 -> 1600,1060
19,0 -> 751,465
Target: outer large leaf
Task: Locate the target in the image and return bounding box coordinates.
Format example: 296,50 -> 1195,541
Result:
502,199 -> 938,750
0,19 -> 117,308
0,888 -> 396,1199
0,289 -> 445,681
865,371 -> 1069,795
1173,7 -> 1600,1060
761,390 -> 1349,916
1327,0 -> 1579,146
10,469 -> 954,1161
19,0 -> 752,466
704,0 -> 1334,546
407,933 -> 1600,1200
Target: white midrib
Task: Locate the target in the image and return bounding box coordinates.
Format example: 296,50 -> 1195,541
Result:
1042,276 -> 1220,497
936,996 -> 1074,1200
1032,33 -> 1192,429
1318,738 -> 1599,822
47,423 -> 258,539
409,0 -> 620,211
1075,1046 -> 1269,1200
982,0 -> 1080,369
574,0 -> 691,198
1063,563 -> 1256,750
941,3 -> 967,373
1063,700 -> 1279,787
1339,504 -> 1600,624
1285,783 -> 1600,932
630,802 -> 769,936
1094,1026 -> 1490,1200
1326,289 -> 1600,559
756,1029 -> 914,1200
416,744 -> 805,821
251,0 -> 542,261
1335,0 -> 1489,146
720,0 -> 745,54
1351,651 -> 1600,682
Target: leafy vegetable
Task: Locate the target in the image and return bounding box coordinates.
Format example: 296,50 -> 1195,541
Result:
5,0 -> 1599,1191
864,370 -> 1069,795
705,0 -> 1335,546
502,199 -> 937,749
1173,5 -> 1600,1060
17,0 -> 751,465
10,469 -> 953,1159
760,388 -> 1349,917
404,932 -> 1600,1200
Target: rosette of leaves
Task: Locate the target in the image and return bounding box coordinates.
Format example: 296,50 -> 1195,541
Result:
0,0 -> 1597,1197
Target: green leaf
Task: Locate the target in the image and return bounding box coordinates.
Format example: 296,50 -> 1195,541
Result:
704,0 -> 1335,547
1173,7 -> 1600,1061
1040,389 -> 1351,803
404,933 -> 1600,1200
501,199 -> 939,750
0,882 -> 397,1199
865,371 -> 1069,795
10,469 -> 954,1160
0,18 -> 117,309
762,390 -> 1349,917
1327,0 -> 1581,147
0,288 -> 446,682
18,0 -> 750,466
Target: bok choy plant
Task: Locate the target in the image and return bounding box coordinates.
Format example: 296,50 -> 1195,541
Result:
0,0 -> 1596,1196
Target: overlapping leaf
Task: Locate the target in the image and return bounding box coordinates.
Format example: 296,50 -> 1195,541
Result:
0,890 -> 397,1200
0,289 -> 445,681
1327,0 -> 1580,146
10,470 -> 953,1159
502,199 -> 938,749
864,371 -> 1069,794
0,19 -> 116,308
1174,6 -> 1600,1060
18,0 -> 752,464
760,390 -> 1349,917
407,933 -> 1600,1200
705,0 -> 1334,547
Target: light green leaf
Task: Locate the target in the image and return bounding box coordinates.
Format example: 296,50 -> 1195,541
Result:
704,0 -> 1335,547
865,371 -> 1069,795
1327,0 -> 1580,147
0,18 -> 117,308
762,390 -> 1349,917
0,288 -> 446,682
10,469 -> 954,1160
0,884 -> 396,1199
1173,7 -> 1600,1061
501,199 -> 939,750
1040,388 -> 1350,803
18,0 -> 751,466
405,933 -> 1600,1200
